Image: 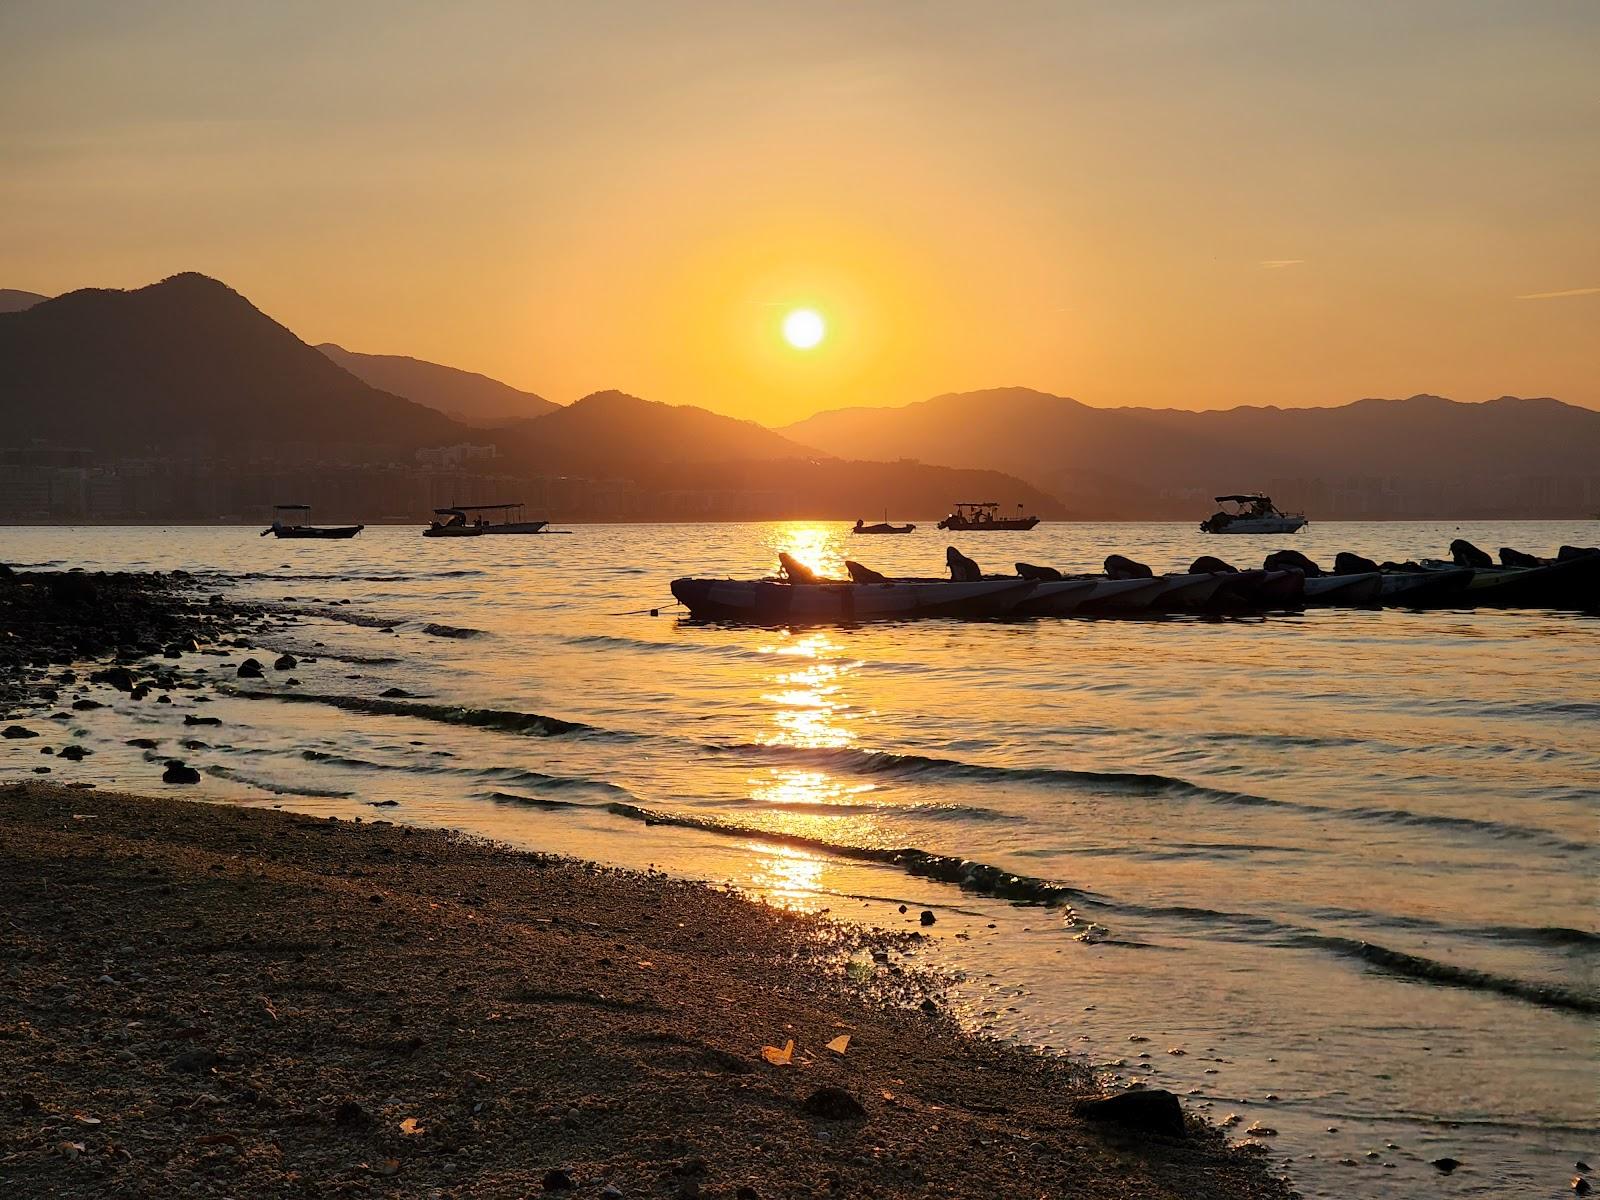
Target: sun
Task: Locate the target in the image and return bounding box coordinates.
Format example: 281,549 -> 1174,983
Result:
782,308 -> 825,350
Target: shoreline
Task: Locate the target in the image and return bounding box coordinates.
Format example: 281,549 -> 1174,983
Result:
0,781 -> 1289,1198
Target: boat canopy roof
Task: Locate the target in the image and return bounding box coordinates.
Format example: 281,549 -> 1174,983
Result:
952,501 -> 999,509
272,504 -> 312,511
1214,494 -> 1269,503
433,502 -> 524,515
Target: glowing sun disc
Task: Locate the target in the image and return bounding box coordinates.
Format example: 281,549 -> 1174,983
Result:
783,308 -> 825,349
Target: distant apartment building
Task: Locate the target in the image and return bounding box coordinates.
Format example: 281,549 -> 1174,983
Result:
415,443 -> 497,469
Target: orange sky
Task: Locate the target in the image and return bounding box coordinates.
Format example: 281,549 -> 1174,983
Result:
2,2 -> 1596,423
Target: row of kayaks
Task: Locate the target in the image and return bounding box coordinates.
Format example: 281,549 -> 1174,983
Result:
669,542 -> 1600,623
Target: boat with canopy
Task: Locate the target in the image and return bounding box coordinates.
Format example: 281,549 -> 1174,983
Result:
1199,494 -> 1308,534
936,502 -> 1040,531
423,503 -> 549,537
260,504 -> 363,539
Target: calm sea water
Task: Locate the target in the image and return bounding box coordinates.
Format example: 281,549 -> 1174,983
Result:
4,521 -> 1596,1198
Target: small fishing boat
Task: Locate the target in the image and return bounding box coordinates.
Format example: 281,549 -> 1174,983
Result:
1200,494 -> 1308,535
1208,568 -> 1306,609
424,503 -> 549,537
853,517 -> 916,535
670,576 -> 1035,623
1149,573 -> 1230,611
260,504 -> 363,539
937,501 -> 1040,532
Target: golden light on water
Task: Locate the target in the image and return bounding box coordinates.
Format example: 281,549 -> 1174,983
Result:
764,522 -> 848,579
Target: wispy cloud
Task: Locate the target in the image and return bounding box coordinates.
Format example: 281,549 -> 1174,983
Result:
1514,286 -> 1600,301
1260,259 -> 1304,269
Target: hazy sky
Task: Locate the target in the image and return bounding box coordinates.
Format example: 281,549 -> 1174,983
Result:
2,1 -> 1596,422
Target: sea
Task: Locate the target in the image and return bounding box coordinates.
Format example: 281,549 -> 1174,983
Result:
3,520 -> 1596,1198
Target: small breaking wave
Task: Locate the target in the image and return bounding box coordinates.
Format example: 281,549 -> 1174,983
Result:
601,800 -> 1088,905
201,764 -> 353,798
228,688 -> 606,738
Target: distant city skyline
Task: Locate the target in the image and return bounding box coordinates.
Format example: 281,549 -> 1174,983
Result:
3,2 -> 1597,421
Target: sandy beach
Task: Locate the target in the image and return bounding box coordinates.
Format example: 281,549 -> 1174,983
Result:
0,780 -> 1290,1199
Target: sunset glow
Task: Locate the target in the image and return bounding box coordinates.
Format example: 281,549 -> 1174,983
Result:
782,308 -> 825,350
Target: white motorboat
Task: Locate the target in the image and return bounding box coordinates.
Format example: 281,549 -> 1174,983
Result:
1200,494 -> 1308,535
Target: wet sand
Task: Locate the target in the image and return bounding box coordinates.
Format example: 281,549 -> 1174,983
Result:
0,781 -> 1288,1198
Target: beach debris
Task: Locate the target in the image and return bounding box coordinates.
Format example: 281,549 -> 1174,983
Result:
801,1086 -> 866,1120
1073,1088 -> 1186,1138
398,1117 -> 424,1136
163,761 -> 201,785
826,1034 -> 851,1055
1430,1158 -> 1461,1173
760,1039 -> 795,1066
542,1167 -> 575,1190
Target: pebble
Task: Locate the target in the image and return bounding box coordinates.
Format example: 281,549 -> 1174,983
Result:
919,910 -> 935,926
273,654 -> 297,670
542,1167 -> 575,1191
163,761 -> 201,785
802,1086 -> 866,1120
1430,1158 -> 1461,1174
3,725 -> 39,739
58,745 -> 91,761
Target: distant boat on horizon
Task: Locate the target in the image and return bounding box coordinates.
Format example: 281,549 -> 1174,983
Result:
260,504 -> 363,539
1199,494 -> 1308,535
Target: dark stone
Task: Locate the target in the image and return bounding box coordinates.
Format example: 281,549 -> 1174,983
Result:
672,1159 -> 707,1177
919,998 -> 938,1015
1073,1088 -> 1186,1138
91,666 -> 137,692
1015,562 -> 1063,581
1104,554 -> 1153,580
1333,551 -> 1379,575
1430,1158 -> 1461,1174
3,725 -> 38,739
163,761 -> 201,785
1449,538 -> 1493,568
236,658 -> 264,678
126,737 -> 159,748
542,1168 -> 575,1191
157,694 -> 172,704
1574,1178 -> 1591,1196
273,653 -> 297,670
736,1189 -> 759,1200
168,1047 -> 219,1074
800,1086 -> 866,1120
184,714 -> 222,726
380,687 -> 414,698
58,745 -> 91,761
919,910 -> 936,926
1264,548 -> 1322,577
71,699 -> 104,711
945,546 -> 981,582
332,1099 -> 367,1126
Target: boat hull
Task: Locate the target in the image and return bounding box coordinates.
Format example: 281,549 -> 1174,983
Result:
853,524 -> 916,535
269,525 -> 363,539
1424,553 -> 1600,609
937,516 -> 1040,531
670,578 -> 1036,623
1209,568 -> 1306,609
1302,572 -> 1382,605
1201,516 -> 1309,534
1377,568 -> 1473,606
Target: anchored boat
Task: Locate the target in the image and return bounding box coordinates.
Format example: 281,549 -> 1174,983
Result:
853,517 -> 916,535
260,504 -> 363,539
424,503 -> 549,537
1200,494 -> 1308,535
937,502 -> 1040,532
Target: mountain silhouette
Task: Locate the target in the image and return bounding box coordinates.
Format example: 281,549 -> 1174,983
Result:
318,343 -> 557,426
785,387 -> 1600,518
0,289 -> 48,314
0,274 -> 466,459
509,389 -> 822,472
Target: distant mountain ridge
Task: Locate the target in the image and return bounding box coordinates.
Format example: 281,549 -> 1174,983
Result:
785,387 -> 1600,518
0,289 -> 48,314
0,273 -> 467,459
318,343 -> 557,426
